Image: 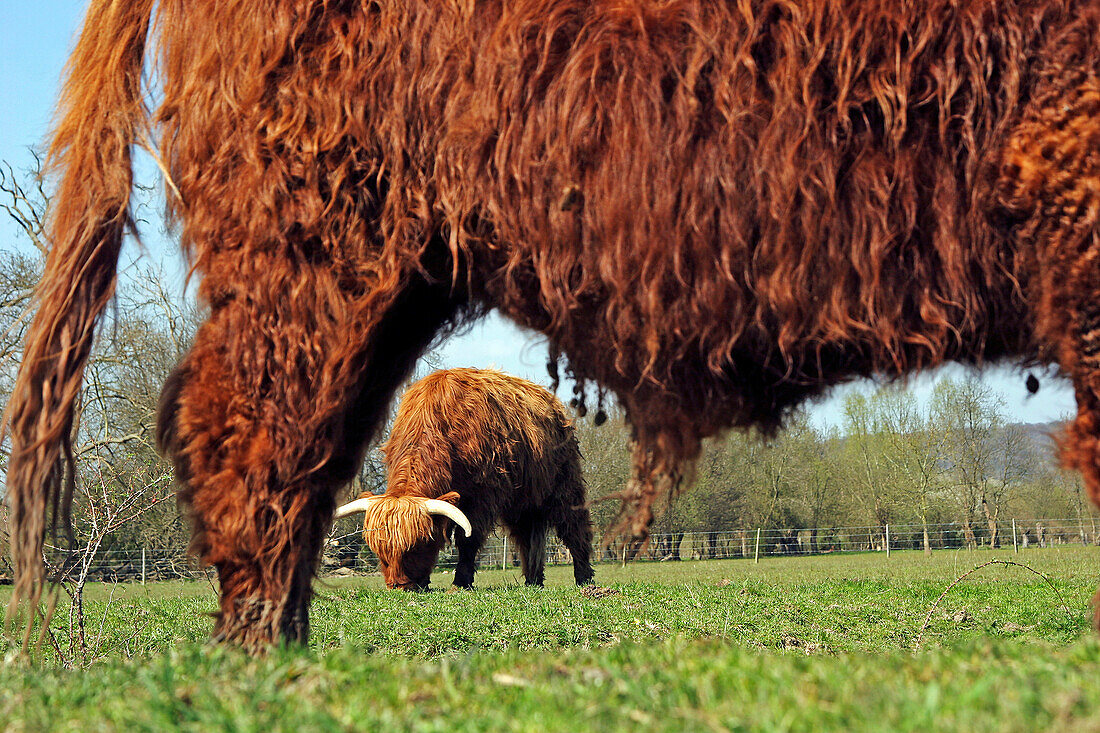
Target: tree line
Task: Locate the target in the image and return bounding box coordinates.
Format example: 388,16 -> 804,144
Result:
578,378 -> 1091,556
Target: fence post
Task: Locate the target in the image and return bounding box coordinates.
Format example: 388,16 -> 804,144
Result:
754,528 -> 761,564
502,535 -> 507,570
1012,519 -> 1018,554
885,524 -> 890,559
142,547 -> 146,585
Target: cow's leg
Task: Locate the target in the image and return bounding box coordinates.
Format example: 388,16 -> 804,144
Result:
550,456 -> 594,585
510,514 -> 548,586
158,254 -> 461,650
552,507 -> 594,586
452,529 -> 485,589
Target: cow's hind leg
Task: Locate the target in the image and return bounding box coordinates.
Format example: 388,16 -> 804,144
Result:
550,455 -> 594,585
510,514 -> 548,587
158,255 -> 461,650
552,508 -> 594,586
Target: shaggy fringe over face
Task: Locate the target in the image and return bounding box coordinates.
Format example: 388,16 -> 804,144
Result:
370,369 -> 593,590
359,498 -> 438,556
355,495 -> 452,590
11,0 -> 1100,645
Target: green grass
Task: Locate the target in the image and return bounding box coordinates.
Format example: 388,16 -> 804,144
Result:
1,546 -> 1098,731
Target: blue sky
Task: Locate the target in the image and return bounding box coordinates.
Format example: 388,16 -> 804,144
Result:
0,1 -> 1078,430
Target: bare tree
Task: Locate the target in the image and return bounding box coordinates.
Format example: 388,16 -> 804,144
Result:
0,153 -> 50,256
0,158 -> 199,663
930,377 -> 1030,548
786,419 -> 842,554
873,387 -> 948,555
841,392 -> 897,548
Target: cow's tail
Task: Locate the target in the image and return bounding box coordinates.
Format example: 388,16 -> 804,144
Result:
4,0 -> 155,637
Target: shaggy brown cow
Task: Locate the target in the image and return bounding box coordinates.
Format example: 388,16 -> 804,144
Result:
333,369 -> 594,591
10,0 -> 1100,648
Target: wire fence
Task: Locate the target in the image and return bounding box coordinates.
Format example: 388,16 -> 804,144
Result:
15,516 -> 1099,584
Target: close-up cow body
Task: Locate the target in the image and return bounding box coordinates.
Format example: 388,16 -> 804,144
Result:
334,369 -> 595,592
9,0 -> 1100,650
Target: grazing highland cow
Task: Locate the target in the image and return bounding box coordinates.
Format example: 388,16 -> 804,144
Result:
334,369 -> 595,591
11,0 -> 1100,648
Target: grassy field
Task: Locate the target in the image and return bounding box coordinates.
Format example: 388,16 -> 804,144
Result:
1,546 -> 1098,731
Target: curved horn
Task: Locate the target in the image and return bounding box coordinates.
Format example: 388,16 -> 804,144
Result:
333,495 -> 383,519
422,499 -> 473,538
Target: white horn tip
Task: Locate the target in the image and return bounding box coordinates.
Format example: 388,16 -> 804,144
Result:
423,499 -> 473,538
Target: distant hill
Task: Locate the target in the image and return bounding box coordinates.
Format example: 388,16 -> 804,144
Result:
1017,421 -> 1065,459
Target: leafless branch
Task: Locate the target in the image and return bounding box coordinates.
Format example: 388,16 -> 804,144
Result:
913,559 -> 1073,650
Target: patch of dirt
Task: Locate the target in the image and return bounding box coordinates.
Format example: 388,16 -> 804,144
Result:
780,633 -> 821,654
580,585 -> 620,599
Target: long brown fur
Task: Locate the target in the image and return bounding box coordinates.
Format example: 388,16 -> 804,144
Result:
11,0 -> 1100,647
360,368 -> 594,591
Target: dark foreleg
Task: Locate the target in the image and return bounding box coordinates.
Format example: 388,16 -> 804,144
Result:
452,529 -> 485,589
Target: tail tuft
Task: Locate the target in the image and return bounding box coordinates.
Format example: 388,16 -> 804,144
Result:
4,0 -> 156,637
